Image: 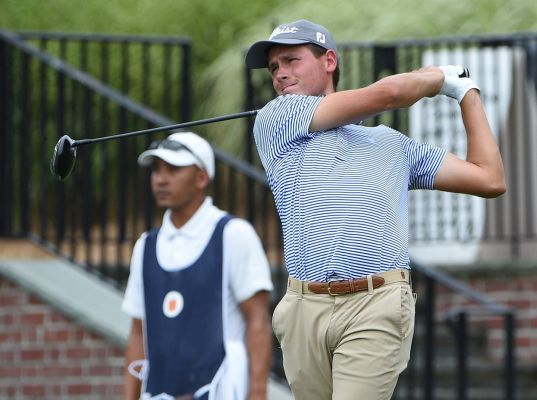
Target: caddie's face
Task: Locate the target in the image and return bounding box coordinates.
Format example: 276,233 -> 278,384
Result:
150,158 -> 208,212
267,45 -> 335,96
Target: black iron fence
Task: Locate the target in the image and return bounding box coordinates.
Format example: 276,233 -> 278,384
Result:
2,29 -> 533,398
398,262 -> 516,400
16,31 -> 192,123
0,30 -> 280,285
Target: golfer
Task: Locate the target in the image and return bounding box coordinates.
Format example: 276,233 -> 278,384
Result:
245,19 -> 505,400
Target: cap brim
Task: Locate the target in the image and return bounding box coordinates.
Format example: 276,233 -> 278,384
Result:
245,39 -> 311,69
137,148 -> 198,168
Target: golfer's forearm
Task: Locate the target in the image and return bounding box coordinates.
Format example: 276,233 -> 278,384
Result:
461,91 -> 506,195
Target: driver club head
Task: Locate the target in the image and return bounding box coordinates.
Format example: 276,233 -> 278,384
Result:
50,135 -> 77,181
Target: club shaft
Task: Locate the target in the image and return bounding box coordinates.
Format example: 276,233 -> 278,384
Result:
72,110 -> 259,147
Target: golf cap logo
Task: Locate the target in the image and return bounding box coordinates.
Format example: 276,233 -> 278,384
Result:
162,290 -> 184,318
316,32 -> 326,44
269,25 -> 299,39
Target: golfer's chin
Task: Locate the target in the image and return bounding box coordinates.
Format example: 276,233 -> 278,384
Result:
280,84 -> 299,95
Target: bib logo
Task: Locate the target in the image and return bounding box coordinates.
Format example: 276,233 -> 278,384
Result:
316,32 -> 326,44
269,25 -> 299,39
162,291 -> 184,318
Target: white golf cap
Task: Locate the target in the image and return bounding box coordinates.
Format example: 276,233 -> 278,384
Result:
137,131 -> 215,179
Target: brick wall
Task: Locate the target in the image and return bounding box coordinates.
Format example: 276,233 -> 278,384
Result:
0,277 -> 125,399
433,269 -> 537,364
1,265 -> 535,398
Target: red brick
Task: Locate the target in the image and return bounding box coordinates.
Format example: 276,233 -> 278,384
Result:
513,317 -> 533,329
43,365 -> 83,377
49,313 -> 67,323
20,348 -> 45,361
0,365 -> 21,377
0,293 -> 25,306
92,347 -> 108,358
506,299 -> 532,310
483,280 -> 510,292
47,348 -> 61,360
85,330 -> 101,340
110,384 -> 125,395
49,384 -> 62,395
89,365 -> 114,375
111,347 -> 125,357
66,347 -> 92,359
44,329 -> 71,342
0,313 -> 16,325
72,328 -> 86,340
485,316 -> 505,329
0,350 -> 15,362
22,384 -> 46,396
93,384 -> 108,395
21,366 -> 38,377
1,386 -> 16,396
0,331 -> 23,342
22,330 -> 38,342
28,293 -> 45,305
67,383 -> 92,395
516,336 -> 532,347
515,280 -> 535,291
20,312 -> 45,325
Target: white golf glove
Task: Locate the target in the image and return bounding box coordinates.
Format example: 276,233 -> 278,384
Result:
438,65 -> 480,103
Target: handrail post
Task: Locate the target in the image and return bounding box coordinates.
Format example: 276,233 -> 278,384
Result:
0,37 -> 13,236
244,64 -> 257,224
505,312 -> 515,400
456,312 -> 467,400
423,275 -> 435,400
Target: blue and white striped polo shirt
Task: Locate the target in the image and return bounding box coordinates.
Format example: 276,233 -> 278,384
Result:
254,94 -> 447,282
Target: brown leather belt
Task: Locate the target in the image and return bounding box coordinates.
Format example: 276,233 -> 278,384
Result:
287,269 -> 410,296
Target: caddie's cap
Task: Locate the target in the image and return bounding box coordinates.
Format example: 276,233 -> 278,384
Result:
245,19 -> 338,69
138,131 -> 215,179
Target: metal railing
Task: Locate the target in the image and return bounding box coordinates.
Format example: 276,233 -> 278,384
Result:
0,30 -> 282,285
16,31 -> 192,123
396,262 -> 516,400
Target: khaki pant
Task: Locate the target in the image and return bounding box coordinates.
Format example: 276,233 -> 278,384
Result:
272,279 -> 415,400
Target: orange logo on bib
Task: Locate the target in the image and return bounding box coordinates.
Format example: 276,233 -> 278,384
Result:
162,291 -> 184,318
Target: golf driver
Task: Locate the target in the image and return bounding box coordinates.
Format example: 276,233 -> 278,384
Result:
50,110 -> 258,181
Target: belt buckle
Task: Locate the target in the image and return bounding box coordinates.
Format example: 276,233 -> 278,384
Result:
327,280 -> 343,296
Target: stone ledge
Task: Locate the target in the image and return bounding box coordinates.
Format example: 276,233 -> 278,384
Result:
0,238 -> 55,259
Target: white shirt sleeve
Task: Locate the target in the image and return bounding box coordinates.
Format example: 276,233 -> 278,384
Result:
121,232 -> 148,320
224,219 -> 274,304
